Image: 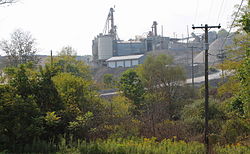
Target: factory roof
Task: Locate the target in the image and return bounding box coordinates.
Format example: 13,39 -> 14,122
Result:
106,54 -> 144,62
118,40 -> 143,44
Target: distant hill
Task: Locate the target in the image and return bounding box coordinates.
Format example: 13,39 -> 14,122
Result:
0,55 -> 93,70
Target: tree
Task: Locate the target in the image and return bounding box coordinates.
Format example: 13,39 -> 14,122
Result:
0,65 -> 44,151
218,26 -> 250,117
119,69 -> 145,110
101,96 -> 139,138
217,1 -> 250,138
217,29 -> 228,38
137,54 -> 185,106
51,48 -> 91,80
52,72 -> 103,140
0,29 -> 39,67
132,54 -> 186,136
58,46 -> 77,56
103,73 -> 114,88
239,0 -> 250,33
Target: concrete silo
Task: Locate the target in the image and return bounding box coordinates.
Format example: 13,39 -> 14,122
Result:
98,35 -> 114,60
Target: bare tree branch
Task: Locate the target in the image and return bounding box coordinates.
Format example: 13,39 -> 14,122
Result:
0,29 -> 39,66
0,0 -> 18,5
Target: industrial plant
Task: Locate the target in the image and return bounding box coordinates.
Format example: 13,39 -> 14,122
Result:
92,7 -> 227,68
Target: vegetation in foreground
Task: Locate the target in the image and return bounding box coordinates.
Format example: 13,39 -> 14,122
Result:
1,137 -> 249,154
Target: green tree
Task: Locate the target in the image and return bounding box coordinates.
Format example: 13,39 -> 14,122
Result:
0,83 -> 43,151
52,73 -> 97,111
35,65 -> 63,112
137,54 -> 185,117
52,54 -> 91,80
52,73 -> 103,140
239,0 -> 250,33
218,33 -> 250,117
215,1 -> 250,144
103,73 -> 114,88
101,96 -> 139,138
119,69 -> 145,109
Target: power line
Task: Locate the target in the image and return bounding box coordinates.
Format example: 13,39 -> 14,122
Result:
207,0 -> 214,23
194,0 -> 199,25
216,0 -> 225,24
220,0 -> 244,51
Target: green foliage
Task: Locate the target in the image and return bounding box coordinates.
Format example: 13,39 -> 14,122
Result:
104,96 -> 133,119
135,54 -> 186,120
69,112 -> 94,130
119,69 -> 145,109
0,85 -> 43,151
52,73 -> 98,111
136,54 -> 185,99
44,111 -> 61,126
101,96 -> 139,138
215,144 -> 250,154
0,57 -> 102,152
221,118 -> 250,144
218,1 -> 250,118
239,1 -> 250,33
103,73 -> 114,88
79,138 -> 205,154
68,111 -> 94,139
181,99 -> 226,135
35,65 -> 63,112
52,55 -> 91,80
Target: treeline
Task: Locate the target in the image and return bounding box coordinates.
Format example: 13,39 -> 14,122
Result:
0,49 -> 249,153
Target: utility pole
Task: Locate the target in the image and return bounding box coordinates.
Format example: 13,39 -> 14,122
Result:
192,24 -> 220,154
219,49 -> 226,82
50,50 -> 53,66
188,46 -> 198,90
187,25 -> 189,47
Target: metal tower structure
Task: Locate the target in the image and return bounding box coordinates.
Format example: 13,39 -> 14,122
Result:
103,7 -> 118,39
152,21 -> 158,36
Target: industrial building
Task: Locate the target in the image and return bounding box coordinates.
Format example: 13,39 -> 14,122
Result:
92,8 -> 172,67
106,54 -> 144,68
92,7 -> 205,68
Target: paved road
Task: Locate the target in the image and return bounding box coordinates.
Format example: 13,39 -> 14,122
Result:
186,70 -> 223,84
100,70 -> 226,97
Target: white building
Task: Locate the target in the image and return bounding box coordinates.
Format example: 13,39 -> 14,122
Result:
106,54 -> 144,68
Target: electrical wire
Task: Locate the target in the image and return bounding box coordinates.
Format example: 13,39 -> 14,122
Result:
207,0 -> 214,23
216,0 -> 225,24
220,0 -> 244,51
194,0 -> 199,25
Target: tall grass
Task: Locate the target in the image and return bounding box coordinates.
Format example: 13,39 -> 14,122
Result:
1,137 -> 249,154
79,137 -> 204,154
214,144 -> 250,154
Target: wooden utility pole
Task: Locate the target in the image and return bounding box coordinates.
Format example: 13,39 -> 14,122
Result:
188,46 -> 198,90
192,24 -> 220,154
50,50 -> 53,66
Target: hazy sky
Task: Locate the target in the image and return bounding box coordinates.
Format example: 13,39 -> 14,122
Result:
0,0 -> 243,55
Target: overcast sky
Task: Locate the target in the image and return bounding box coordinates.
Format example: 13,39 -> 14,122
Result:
0,0 -> 243,55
